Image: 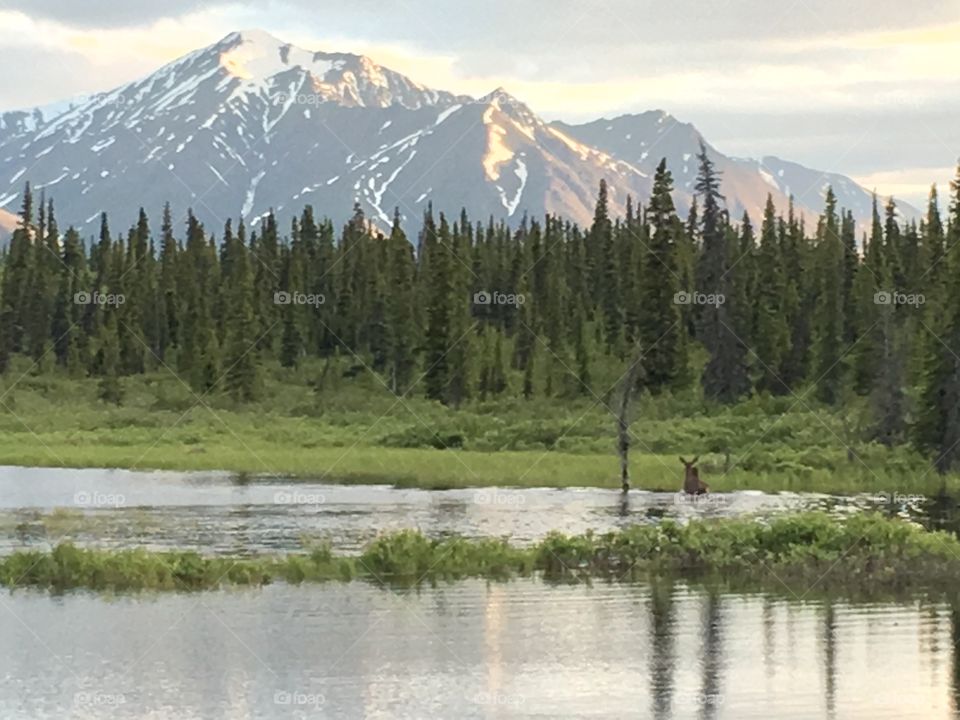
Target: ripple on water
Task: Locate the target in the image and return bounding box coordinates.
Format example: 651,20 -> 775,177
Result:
0,466 -> 942,556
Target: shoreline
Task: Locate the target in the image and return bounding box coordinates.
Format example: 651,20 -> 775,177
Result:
0,445 -> 954,496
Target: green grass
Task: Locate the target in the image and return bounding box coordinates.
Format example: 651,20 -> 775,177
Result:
0,359 -> 953,495
3,513 -> 959,600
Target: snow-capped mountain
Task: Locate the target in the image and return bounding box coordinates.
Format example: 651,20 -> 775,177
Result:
0,29 -> 915,239
551,114 -> 918,227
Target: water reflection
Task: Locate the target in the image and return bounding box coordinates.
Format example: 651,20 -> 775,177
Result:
649,580 -> 676,719
697,591 -> 724,720
0,580 -> 957,719
820,602 -> 838,720
952,606 -> 960,716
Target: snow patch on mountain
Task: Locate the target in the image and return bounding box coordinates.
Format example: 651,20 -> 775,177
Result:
497,157 -> 528,216
435,104 -> 461,126
482,107 -> 514,181
242,170 -> 266,216
219,30 -> 333,86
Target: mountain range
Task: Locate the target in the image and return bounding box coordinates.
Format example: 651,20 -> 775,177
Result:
0,29 -> 916,240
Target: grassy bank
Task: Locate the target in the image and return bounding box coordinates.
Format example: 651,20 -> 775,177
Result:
3,513 -> 959,599
0,363 -> 953,495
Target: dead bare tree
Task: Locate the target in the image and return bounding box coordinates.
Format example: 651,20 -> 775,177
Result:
617,341 -> 645,493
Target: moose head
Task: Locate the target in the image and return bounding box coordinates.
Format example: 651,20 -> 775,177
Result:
679,456 -> 708,495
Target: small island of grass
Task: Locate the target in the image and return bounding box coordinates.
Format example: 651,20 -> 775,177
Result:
4,512 -> 958,601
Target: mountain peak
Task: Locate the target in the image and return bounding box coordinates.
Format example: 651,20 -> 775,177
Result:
482,86 -> 517,103
216,29 -> 329,84
224,28 -> 287,47
482,87 -> 539,119
201,29 -> 455,110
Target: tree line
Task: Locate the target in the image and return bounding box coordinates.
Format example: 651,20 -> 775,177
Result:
2,147 -> 960,471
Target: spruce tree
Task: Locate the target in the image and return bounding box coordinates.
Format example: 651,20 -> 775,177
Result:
618,202 -> 643,345
479,328 -> 508,399
695,144 -> 750,403
445,215 -> 475,407
779,200 -> 813,388
385,210 -> 417,393
810,188 -> 846,405
222,224 -> 261,400
639,159 -> 685,391
158,203 -> 179,360
0,183 -> 36,368
179,212 -> 220,392
753,196 -> 790,394
921,185 -> 947,312
915,163 -> 960,473
252,210 -> 281,354
51,227 -> 87,368
97,312 -> 123,405
591,180 -> 623,356
851,196 -> 885,394
841,210 -> 859,344
522,343 -> 536,399
277,234 -> 305,368
25,200 -> 54,364
423,210 -> 453,402
572,303 -> 591,395
868,295 -> 906,446
119,209 -> 150,373
728,213 -> 755,362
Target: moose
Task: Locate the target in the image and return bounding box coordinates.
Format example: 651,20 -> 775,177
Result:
679,456 -> 709,495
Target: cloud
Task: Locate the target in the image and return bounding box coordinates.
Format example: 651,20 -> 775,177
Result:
853,166 -> 957,210
0,11 -> 222,108
1,0 -> 221,27
7,0 -> 957,43
0,44 -> 95,109
2,0 -> 958,199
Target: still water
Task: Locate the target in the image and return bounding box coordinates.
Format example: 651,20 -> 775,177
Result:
0,465 -> 941,556
1,581 -> 957,719
0,465 -> 956,719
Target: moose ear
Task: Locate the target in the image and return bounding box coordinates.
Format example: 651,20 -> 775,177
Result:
679,457 -> 687,465
691,456 -> 700,465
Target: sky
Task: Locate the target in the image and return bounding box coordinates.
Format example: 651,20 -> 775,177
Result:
1,0 -> 958,209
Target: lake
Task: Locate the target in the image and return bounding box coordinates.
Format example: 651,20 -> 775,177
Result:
0,465 -> 956,719
1,581 -> 956,719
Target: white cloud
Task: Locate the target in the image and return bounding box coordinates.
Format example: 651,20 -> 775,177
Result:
853,166 -> 958,210
1,2 -> 958,194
